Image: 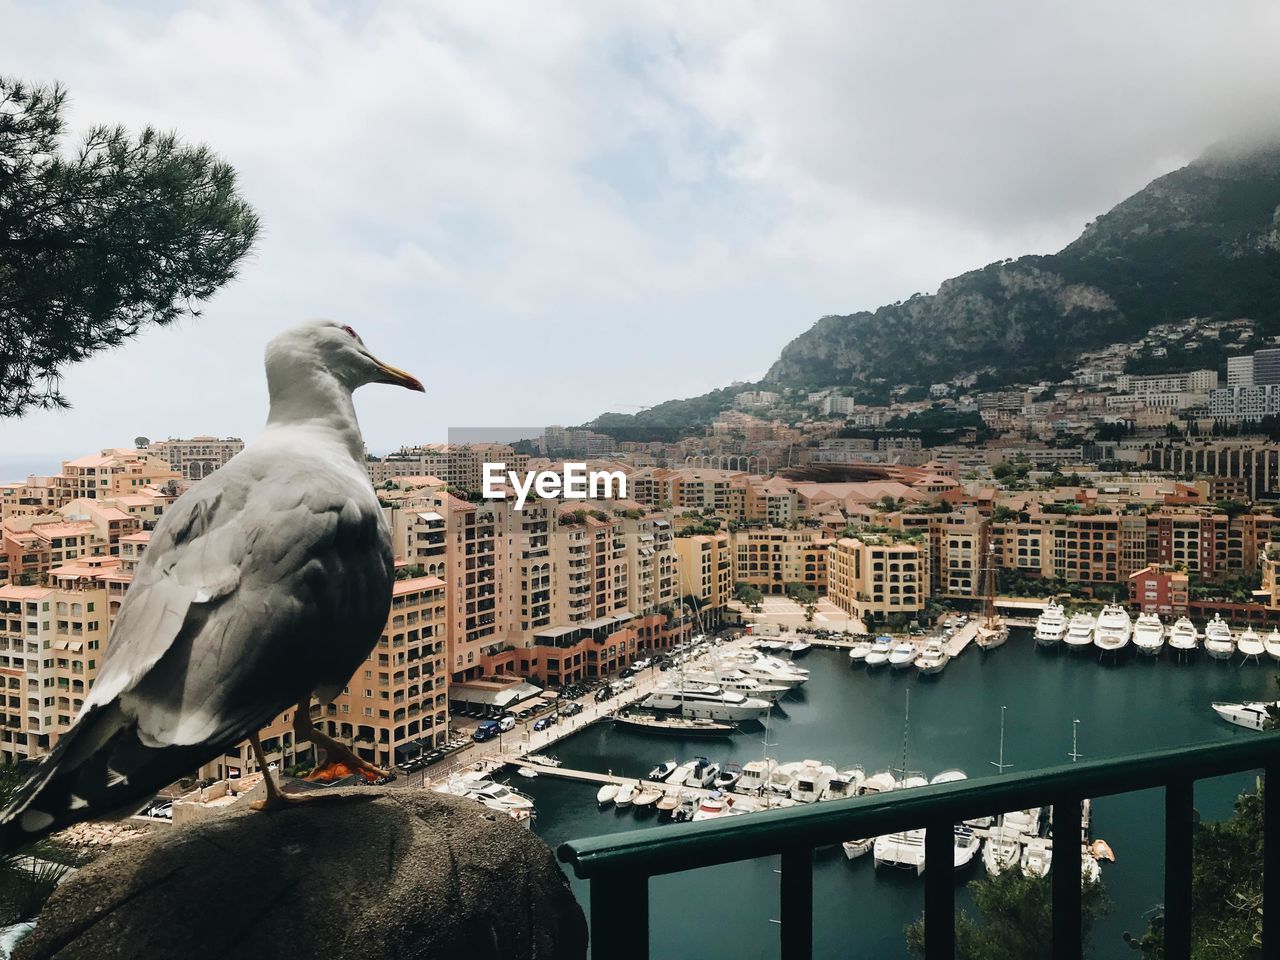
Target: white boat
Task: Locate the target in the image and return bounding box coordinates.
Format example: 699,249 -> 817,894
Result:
1093,603 -> 1132,654
860,771 -> 897,796
888,642 -> 918,670
684,757 -> 720,788
736,759 -> 776,795
1034,601 -> 1067,647
822,768 -> 866,801
1132,613 -> 1165,656
953,825 -> 981,870
1212,700 -> 1276,731
1237,627 -> 1265,663
655,792 -> 682,818
1063,612 -> 1096,652
1265,629 -> 1280,662
632,787 -> 662,810
982,834 -> 1022,876
786,639 -> 813,656
974,619 -> 1008,651
642,685 -> 772,722
848,641 -> 873,664
931,768 -> 967,786
596,783 -> 618,807
873,829 -> 927,875
467,781 -> 535,813
789,761 -> 837,804
1204,614 -> 1236,661
516,766 -> 539,779
715,763 -> 744,790
686,671 -> 790,702
914,640 -> 950,675
690,795 -> 729,821
1021,838 -> 1053,878
614,781 -> 637,809
842,838 -> 873,860
723,653 -> 810,687
1167,617 -> 1199,657
864,637 -> 893,668
648,760 -> 678,781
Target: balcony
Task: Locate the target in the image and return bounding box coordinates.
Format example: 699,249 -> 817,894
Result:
559,734 -> 1280,960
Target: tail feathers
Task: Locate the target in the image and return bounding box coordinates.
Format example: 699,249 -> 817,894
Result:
0,704 -> 211,854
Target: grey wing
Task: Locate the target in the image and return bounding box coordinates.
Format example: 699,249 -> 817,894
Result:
97,452 -> 394,749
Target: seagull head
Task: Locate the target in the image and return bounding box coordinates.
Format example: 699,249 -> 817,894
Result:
266,320 -> 425,397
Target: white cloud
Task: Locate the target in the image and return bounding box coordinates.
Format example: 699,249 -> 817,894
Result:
2,0 -> 1279,461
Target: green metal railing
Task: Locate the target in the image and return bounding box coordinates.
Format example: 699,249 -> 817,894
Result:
558,732 -> 1280,960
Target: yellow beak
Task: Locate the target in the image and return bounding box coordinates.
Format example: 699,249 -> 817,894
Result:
374,359 -> 425,392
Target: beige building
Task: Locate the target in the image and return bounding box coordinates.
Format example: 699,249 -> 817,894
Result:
0,576 -> 107,763
731,528 -> 829,595
828,535 -> 926,624
673,532 -> 732,625
147,436 -> 245,480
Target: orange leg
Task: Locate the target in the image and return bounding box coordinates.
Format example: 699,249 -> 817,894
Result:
293,699 -> 389,781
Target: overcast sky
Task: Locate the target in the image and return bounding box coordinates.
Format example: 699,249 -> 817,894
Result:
4,1 -> 1280,468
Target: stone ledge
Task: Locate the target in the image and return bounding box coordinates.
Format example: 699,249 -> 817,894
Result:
16,788 -> 587,960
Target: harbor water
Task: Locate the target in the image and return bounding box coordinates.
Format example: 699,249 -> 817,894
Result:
516,632 -> 1276,959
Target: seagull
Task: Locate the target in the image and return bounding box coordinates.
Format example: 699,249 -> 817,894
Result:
0,319 -> 424,850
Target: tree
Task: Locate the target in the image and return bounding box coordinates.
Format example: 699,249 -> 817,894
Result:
1126,781 -> 1264,959
906,871 -> 1107,959
1,78 -> 259,417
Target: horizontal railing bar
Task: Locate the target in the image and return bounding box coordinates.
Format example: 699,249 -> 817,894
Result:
559,733 -> 1280,879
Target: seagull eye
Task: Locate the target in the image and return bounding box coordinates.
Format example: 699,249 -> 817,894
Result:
341,325 -> 364,345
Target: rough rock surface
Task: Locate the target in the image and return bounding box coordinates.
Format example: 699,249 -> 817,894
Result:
16,788 -> 587,960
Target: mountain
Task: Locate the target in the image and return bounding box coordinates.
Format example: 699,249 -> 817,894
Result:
587,139 -> 1280,439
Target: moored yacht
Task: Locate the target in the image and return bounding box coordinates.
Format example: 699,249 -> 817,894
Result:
1131,613 -> 1165,657
888,641 -> 917,669
914,640 -> 950,675
1167,617 -> 1199,658
682,669 -> 789,701
848,640 -> 873,665
1203,614 -> 1235,661
864,637 -> 893,668
642,684 -> 772,722
1034,600 -> 1067,647
1063,612 -> 1096,652
736,759 -> 776,795
1212,700 -> 1277,731
1237,626 -> 1265,663
789,761 -> 838,803
1020,838 -> 1053,878
982,833 -> 1022,877
1093,603 -> 1132,655
1266,629 -> 1280,662
873,829 -> 927,875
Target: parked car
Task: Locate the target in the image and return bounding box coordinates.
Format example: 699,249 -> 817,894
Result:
533,717 -> 552,732
559,702 -> 583,718
498,715 -> 516,732
473,719 -> 501,742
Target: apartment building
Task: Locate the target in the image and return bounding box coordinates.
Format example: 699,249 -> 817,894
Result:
731,528 -> 829,596
368,444 -> 528,494
147,436 -> 245,480
210,574 -> 451,778
827,535 -> 926,624
56,449 -> 180,502
1145,442 -> 1280,502
673,532 -> 732,625
1128,564 -> 1190,616
0,577 -> 107,763
0,477 -> 58,521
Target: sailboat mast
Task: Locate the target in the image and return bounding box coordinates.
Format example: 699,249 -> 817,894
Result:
990,705 -> 1011,773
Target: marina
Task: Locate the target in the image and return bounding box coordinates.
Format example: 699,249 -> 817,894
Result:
506,631 -> 1277,959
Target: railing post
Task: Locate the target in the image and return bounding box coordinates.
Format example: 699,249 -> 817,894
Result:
590,871 -> 648,960
780,846 -> 813,960
1052,796 -> 1083,960
1164,778 -> 1194,960
1267,763 -> 1280,956
924,820 -> 955,960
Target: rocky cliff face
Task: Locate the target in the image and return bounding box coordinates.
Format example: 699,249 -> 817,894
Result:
766,139 -> 1280,391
